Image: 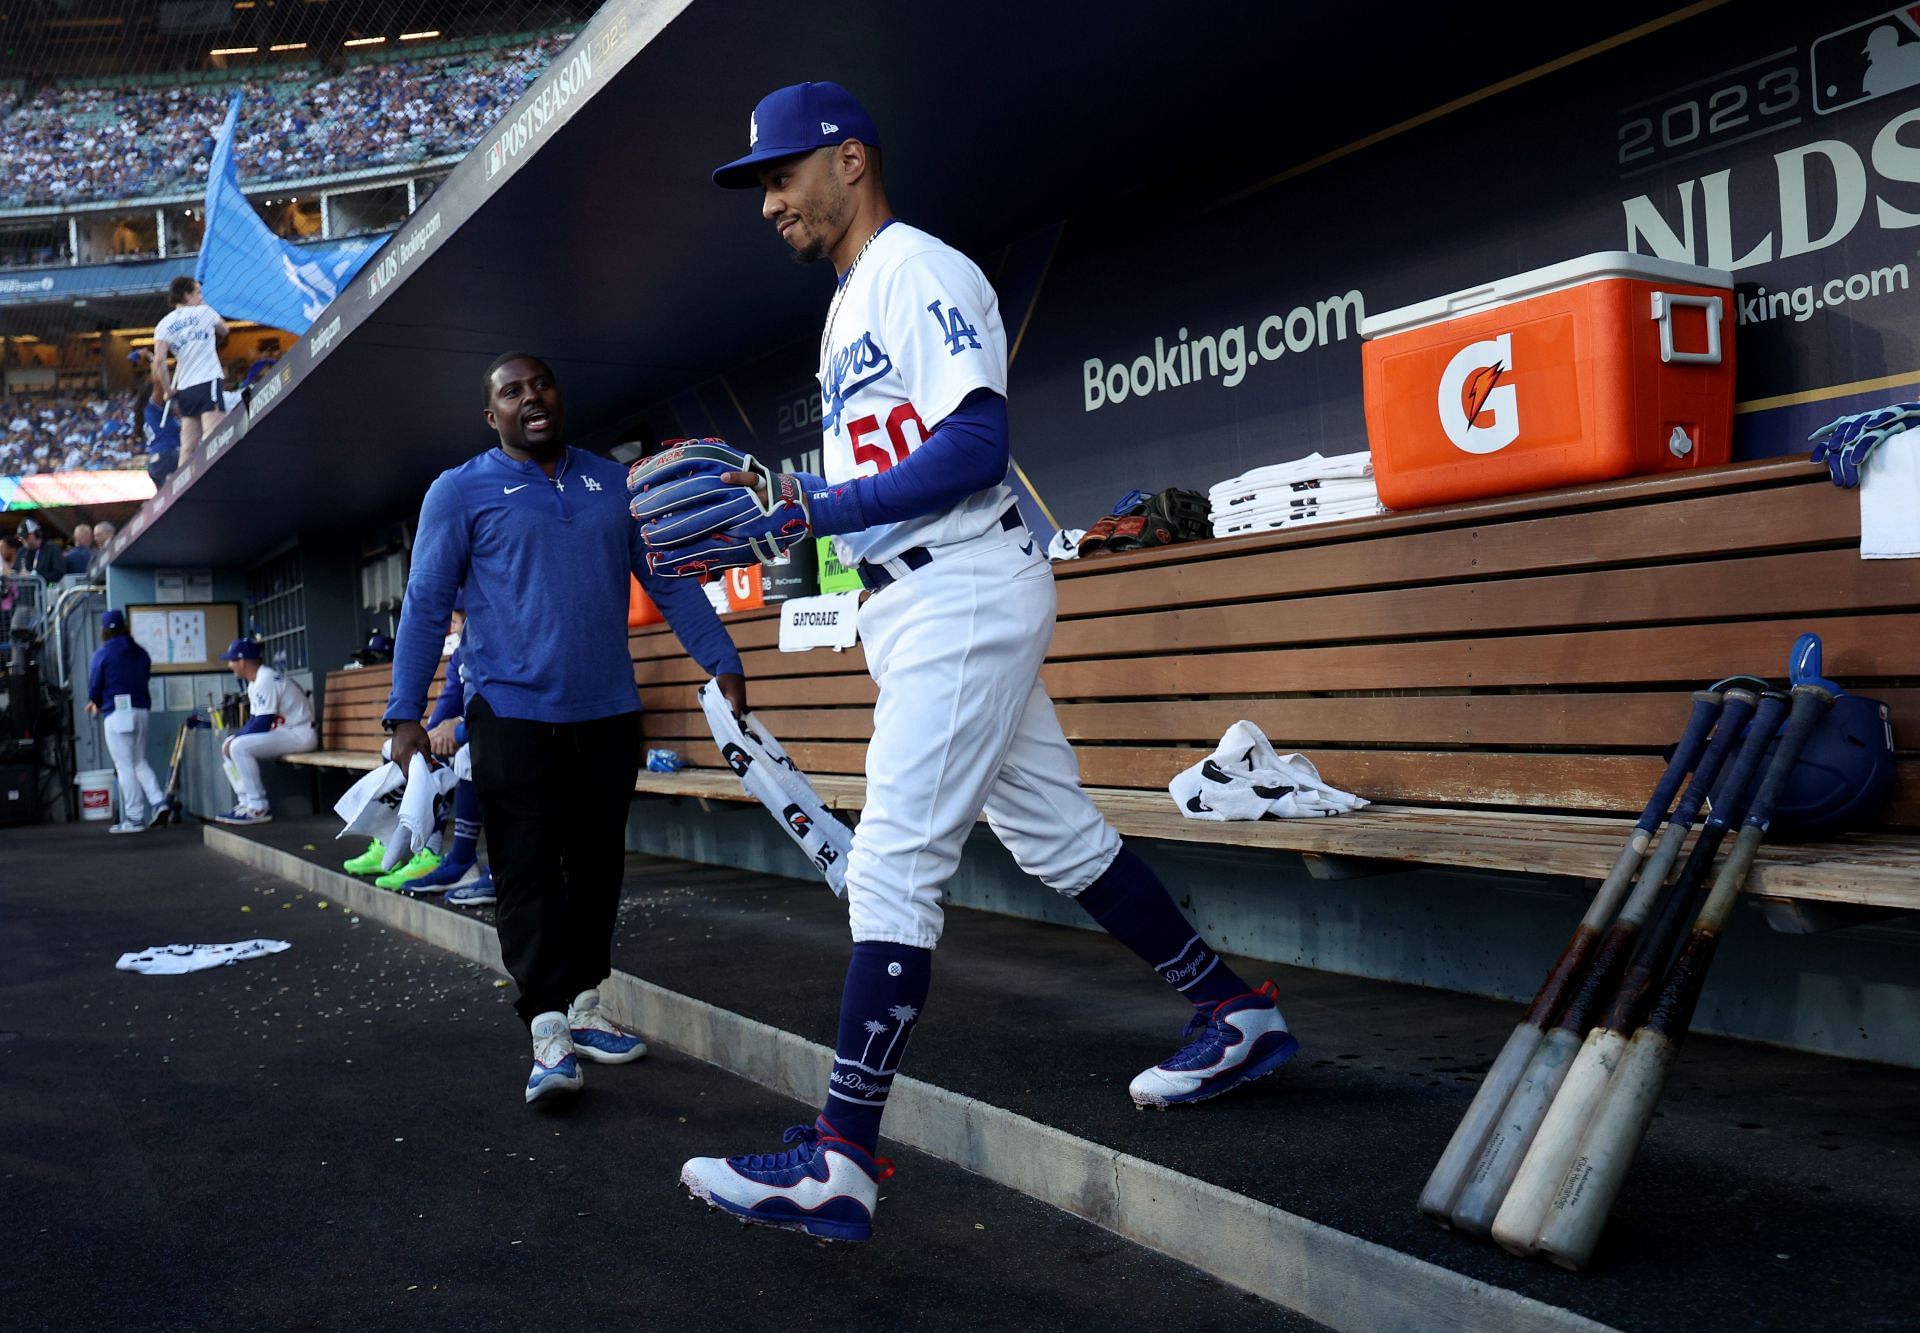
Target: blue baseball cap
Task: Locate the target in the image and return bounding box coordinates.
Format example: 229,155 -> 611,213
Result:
712,81 -> 881,189
220,637 -> 262,662
101,609 -> 126,631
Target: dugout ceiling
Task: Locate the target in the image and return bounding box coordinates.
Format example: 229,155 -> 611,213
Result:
111,0 -> 1682,569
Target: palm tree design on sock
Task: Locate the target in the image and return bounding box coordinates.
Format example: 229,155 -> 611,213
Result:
857,1018 -> 889,1066
879,1005 -> 918,1070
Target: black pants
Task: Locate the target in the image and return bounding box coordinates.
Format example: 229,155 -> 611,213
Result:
466,697 -> 640,1026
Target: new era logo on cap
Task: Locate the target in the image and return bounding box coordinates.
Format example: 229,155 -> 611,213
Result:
713,82 -> 881,188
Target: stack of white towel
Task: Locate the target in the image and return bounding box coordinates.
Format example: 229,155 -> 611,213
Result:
1208,450 -> 1386,538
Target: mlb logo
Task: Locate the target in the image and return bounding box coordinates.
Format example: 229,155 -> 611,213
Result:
487,139 -> 507,177
1812,6 -> 1920,113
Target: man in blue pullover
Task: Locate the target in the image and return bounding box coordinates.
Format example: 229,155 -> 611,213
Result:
86,608 -> 169,833
384,352 -> 747,1106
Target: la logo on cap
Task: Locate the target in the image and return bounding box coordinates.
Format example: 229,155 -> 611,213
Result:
749,112 -> 758,146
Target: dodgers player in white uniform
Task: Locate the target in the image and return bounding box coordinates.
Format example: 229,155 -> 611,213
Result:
151,276 -> 229,463
677,83 -> 1297,1242
212,636 -> 317,824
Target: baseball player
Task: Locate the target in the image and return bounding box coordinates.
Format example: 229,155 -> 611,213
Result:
213,636 -> 318,824
151,276 -> 229,463
383,353 -> 748,1105
668,83 -> 1296,1242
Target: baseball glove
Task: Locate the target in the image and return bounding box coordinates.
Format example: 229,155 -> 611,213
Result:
627,438 -> 814,578
1102,488 -> 1211,554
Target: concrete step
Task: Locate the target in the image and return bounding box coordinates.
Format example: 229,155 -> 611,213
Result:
210,818 -> 1920,1333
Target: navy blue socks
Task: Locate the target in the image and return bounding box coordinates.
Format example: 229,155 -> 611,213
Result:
820,940 -> 932,1153
446,778 -> 481,868
1075,845 -> 1249,1008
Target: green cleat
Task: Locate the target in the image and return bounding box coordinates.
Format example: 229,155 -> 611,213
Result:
342,839 -> 387,875
375,847 -> 443,892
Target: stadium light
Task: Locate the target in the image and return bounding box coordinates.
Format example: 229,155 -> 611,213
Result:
269,42 -> 308,52
343,36 -> 386,47
209,46 -> 259,55
399,31 -> 441,41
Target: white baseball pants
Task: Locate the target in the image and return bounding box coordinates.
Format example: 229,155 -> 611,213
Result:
225,722 -> 318,809
847,530 -> 1121,948
103,707 -> 166,823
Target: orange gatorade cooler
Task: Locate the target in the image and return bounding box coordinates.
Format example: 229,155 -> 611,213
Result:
1360,252 -> 1735,510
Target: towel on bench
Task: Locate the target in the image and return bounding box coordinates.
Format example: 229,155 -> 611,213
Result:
1170,720 -> 1369,821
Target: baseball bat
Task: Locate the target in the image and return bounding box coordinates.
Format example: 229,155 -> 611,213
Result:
1490,688 -> 1785,1254
1535,674 -> 1834,1271
1416,689 -> 1723,1223
1446,688 -> 1756,1235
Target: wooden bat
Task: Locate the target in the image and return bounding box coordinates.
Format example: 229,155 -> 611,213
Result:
1490,688 -> 1785,1254
1447,688 -> 1757,1235
1534,677 -> 1834,1271
1416,689 -> 1724,1224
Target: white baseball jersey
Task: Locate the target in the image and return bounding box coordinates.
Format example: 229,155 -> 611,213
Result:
816,221 -> 1013,566
248,665 -> 314,729
154,303 -> 225,389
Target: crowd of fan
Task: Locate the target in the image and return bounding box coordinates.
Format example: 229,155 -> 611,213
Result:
0,31 -> 574,208
0,390 -> 143,476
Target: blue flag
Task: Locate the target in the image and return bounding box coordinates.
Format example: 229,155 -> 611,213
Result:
195,94 -> 377,334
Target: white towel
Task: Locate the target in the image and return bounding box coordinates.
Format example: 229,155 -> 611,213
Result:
1208,450 -> 1373,500
116,939 -> 291,975
1860,439 -> 1920,559
333,747 -> 454,868
1213,496 -> 1388,537
699,679 -> 853,896
1211,476 -> 1380,513
1168,721 -> 1369,821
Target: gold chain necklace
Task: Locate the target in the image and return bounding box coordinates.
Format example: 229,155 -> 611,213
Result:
819,222 -> 888,367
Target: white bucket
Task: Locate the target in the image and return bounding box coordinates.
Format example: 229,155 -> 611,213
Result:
75,768 -> 116,821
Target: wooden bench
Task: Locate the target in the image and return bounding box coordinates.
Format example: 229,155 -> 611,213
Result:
624,457 -> 1919,914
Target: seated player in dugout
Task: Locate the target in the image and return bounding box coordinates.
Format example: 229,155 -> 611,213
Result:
213,636 -> 318,824
383,353 -> 747,1107
669,82 -> 1298,1244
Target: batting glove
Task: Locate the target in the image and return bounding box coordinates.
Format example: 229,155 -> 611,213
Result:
1808,400 -> 1920,488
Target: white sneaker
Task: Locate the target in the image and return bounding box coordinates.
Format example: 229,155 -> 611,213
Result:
108,820 -> 146,835
567,988 -> 647,1064
525,1012 -> 583,1104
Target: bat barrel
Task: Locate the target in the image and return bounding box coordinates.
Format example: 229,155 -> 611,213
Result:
1492,1027 -> 1630,1255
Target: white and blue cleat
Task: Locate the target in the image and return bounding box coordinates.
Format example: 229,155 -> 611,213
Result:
680,1120 -> 891,1243
566,988 -> 647,1064
212,807 -> 271,826
525,1012 -> 584,1104
1129,980 -> 1299,1109
444,870 -> 496,907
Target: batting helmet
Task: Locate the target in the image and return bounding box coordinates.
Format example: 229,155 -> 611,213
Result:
1766,694 -> 1896,836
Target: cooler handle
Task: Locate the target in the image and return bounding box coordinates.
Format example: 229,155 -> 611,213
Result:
1650,292 -> 1723,365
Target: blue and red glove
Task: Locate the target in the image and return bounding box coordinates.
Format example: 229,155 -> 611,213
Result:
627,438 -> 817,579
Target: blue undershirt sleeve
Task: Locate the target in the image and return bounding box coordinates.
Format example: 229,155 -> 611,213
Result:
804,389 -> 1009,535
385,475 -> 470,725
236,714 -> 276,737
630,522 -> 745,680
424,646 -> 465,728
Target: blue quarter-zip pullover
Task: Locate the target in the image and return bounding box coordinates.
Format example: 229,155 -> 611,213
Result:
385,446 -> 742,726
88,635 -> 153,714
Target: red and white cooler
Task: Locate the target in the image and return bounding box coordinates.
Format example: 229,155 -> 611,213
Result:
1360,252 -> 1736,510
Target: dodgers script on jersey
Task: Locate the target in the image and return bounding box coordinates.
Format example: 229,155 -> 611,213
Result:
154,303 -> 225,390
817,222 -> 1013,566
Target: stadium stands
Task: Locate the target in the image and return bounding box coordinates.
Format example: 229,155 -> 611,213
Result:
0,31 -> 573,209
0,389 -> 141,475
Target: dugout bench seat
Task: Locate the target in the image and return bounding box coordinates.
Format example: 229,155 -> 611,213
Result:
290,456 -> 1920,917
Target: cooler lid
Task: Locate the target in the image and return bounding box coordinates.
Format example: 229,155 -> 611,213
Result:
1360,251 -> 1733,340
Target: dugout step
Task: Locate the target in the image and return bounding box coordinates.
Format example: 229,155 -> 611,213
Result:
228,817 -> 1920,1333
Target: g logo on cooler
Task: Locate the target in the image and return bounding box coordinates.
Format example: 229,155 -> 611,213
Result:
1437,333 -> 1519,454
